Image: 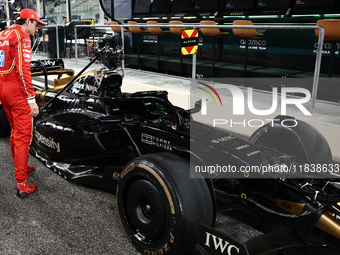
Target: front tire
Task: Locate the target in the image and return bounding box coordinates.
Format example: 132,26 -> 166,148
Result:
249,116 -> 332,165
116,153 -> 214,255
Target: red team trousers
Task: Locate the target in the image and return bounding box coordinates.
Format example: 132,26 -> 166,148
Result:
0,24 -> 35,184
0,79 -> 33,183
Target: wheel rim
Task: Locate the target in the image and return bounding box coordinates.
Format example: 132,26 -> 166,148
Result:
124,178 -> 170,245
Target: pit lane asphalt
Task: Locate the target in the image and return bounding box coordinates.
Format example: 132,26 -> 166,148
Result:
1,57 -> 288,254
1,136 -> 293,255
0,137 -> 141,254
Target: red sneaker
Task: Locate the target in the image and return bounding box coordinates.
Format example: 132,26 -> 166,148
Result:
17,181 -> 37,198
27,166 -> 35,173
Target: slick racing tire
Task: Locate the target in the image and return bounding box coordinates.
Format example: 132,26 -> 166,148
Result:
116,152 -> 214,255
0,108 -> 11,137
249,116 -> 332,165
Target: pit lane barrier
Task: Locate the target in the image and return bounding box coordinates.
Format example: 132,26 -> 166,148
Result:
71,23 -> 325,115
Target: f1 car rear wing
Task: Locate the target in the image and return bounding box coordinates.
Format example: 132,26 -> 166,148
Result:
31,59 -> 75,89
31,59 -> 66,72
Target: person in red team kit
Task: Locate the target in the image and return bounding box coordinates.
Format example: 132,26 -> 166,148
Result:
0,9 -> 46,197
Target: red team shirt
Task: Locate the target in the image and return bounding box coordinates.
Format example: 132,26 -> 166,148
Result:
0,24 -> 35,184
0,24 -> 35,104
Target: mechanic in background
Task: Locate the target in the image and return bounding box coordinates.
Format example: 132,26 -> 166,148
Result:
0,9 -> 46,198
104,16 -> 109,25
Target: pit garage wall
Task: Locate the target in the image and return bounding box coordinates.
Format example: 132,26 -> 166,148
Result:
122,79 -> 340,161
130,29 -> 340,77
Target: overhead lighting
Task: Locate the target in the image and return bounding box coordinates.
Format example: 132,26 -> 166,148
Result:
248,15 -> 279,18
223,16 -> 246,18
292,14 -> 321,17
324,14 -> 340,17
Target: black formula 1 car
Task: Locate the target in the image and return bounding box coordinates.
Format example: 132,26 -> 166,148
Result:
1,46 -> 340,255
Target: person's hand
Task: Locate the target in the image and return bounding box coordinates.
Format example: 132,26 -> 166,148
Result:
29,102 -> 39,117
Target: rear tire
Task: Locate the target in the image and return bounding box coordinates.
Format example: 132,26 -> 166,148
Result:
116,152 -> 214,255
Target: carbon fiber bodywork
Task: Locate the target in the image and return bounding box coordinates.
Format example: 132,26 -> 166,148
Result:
28,48 -> 340,254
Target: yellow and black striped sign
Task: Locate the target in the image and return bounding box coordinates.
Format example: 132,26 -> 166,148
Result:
181,29 -> 198,55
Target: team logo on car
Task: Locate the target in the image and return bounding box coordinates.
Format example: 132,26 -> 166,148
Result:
0,50 -> 5,67
141,133 -> 172,151
35,130 -> 61,153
